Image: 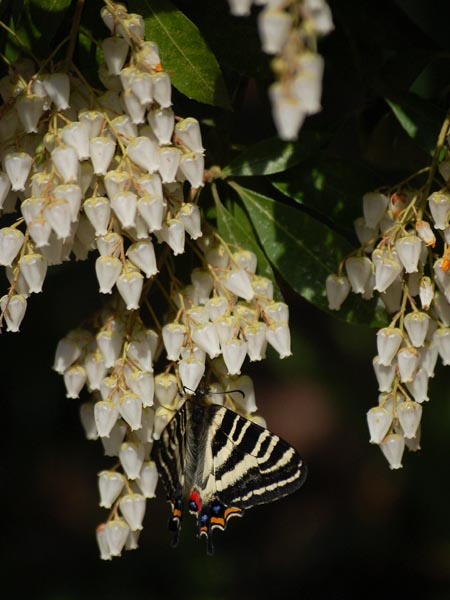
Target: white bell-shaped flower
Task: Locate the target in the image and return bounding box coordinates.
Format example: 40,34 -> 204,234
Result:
178,203 -> 202,239
214,315 -> 235,346
138,461 -> 158,498
120,493 -> 146,531
96,524 -> 111,560
128,371 -> 154,407
362,192 -> 389,229
94,400 -> 119,437
104,170 -> 128,199
404,311 -> 429,347
154,373 -> 179,408
0,171 -> 11,209
191,322 -> 221,358
435,328 -> 450,365
42,73 -> 70,109
419,344 -> 438,378
175,117 -> 204,153
158,147 -> 181,183
0,294 -> 27,332
16,93 -> 45,133
61,121 -> 90,161
130,71 -> 153,106
406,368 -> 429,403
136,40 -> 160,67
136,173 -> 163,198
98,470 -> 125,508
265,301 -> 289,323
0,227 -> 24,266
85,352 -> 107,391
53,335 -> 81,373
90,136 -> 116,175
137,194 -> 165,232
373,356 -> 395,392
224,268 -> 254,301
103,36 -> 129,75
126,240 -> 157,278
354,217 -> 376,250
28,217 -> 52,248
293,55 -> 324,114
415,220 -> 435,246
151,71 -> 172,107
111,191 -> 137,229
110,114 -> 137,141
99,376 -> 118,401
96,232 -> 121,256
190,269 -> 213,304
244,321 -> 268,361
18,253 -> 47,293
162,322 -> 187,360
45,200 -> 72,240
325,274 -> 351,310
179,358 -> 205,391
53,183 -> 82,222
83,196 -> 111,236
269,84 -> 305,141
105,519 -> 130,557
428,191 -> 450,229
117,270 -> 144,310
118,392 -> 143,431
95,255 -> 122,294
266,322 -> 291,358
148,107 -> 175,145
135,407 -> 155,443
228,375 -> 257,413
127,334 -> 153,372
6,265 -> 28,297
376,327 -> 403,366
51,145 -> 79,183
397,347 -> 419,382
374,258 -> 402,293
258,8 -> 292,54
345,256 -> 372,294
63,364 -> 86,399
4,152 -> 32,191
126,136 -> 159,173
233,249 -> 257,273
394,235 -> 422,273
367,406 -> 393,444
162,218 -> 185,255
119,442 -> 145,480
153,406 -> 175,440
79,402 -> 98,440
380,433 -> 405,469
79,110 -> 105,138
419,276 -> 434,310
434,291 -> 450,326
179,152 -> 204,188
206,297 -> 228,321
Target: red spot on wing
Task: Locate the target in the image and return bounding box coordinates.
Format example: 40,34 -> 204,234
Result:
189,489 -> 202,512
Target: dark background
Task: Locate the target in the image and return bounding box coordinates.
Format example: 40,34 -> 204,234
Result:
2,0 -> 450,598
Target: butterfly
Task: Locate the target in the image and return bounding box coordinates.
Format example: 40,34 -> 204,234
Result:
151,385 -> 307,554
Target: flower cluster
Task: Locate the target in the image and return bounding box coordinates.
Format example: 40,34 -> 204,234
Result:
326,121 -> 450,469
0,0 -> 205,332
0,1 -> 294,559
227,0 -> 333,140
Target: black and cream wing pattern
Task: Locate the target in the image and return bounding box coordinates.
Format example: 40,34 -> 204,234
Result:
152,394 -> 307,554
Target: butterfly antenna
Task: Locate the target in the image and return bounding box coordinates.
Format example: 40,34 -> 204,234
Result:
226,388 -> 245,398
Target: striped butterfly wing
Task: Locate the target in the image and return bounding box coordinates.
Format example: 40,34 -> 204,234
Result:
152,401 -> 188,547
192,404 -> 307,554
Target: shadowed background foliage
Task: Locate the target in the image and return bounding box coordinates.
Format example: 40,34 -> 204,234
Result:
2,0 -> 450,598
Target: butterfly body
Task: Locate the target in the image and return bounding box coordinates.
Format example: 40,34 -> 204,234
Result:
152,389 -> 307,554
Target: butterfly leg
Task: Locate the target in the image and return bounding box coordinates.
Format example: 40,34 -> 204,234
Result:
168,495 -> 183,548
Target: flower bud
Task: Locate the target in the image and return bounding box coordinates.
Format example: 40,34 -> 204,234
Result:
419,276 -> 433,310
415,220 -> 436,246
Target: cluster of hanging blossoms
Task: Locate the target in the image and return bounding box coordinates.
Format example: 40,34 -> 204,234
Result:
326,113 -> 450,470
0,2 -> 292,559
227,0 -> 333,140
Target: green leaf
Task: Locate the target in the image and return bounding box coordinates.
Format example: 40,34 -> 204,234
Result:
232,183 -> 386,326
385,92 -> 444,156
222,131 -> 328,177
214,189 -> 282,301
129,0 -> 231,109
272,156 -> 382,226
